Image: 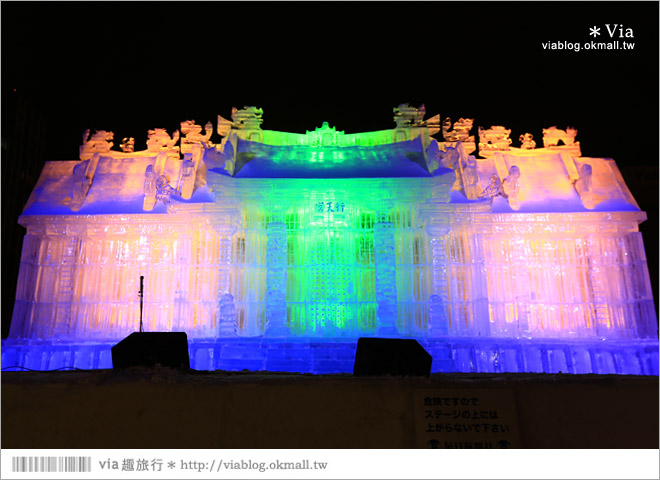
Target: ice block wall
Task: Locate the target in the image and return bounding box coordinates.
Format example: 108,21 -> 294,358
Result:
477,213 -> 657,340
10,197 -> 657,346
10,214 -> 234,341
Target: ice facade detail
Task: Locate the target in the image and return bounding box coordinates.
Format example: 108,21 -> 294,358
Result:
5,200 -> 657,374
4,108 -> 658,375
264,222 -> 289,337
374,220 -> 399,336
217,293 -> 237,337
427,223 -> 450,336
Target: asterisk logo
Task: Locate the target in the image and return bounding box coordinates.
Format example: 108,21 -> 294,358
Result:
589,26 -> 601,37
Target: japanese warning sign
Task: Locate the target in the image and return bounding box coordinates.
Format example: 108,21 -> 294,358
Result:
415,389 -> 521,448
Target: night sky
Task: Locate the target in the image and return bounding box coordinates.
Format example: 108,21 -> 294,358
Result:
2,1 -> 658,337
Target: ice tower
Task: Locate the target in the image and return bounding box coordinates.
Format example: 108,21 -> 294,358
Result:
3,105 -> 658,374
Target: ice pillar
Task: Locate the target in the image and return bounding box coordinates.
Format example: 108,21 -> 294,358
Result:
469,233 -> 491,337
587,234 -> 613,338
510,237 -> 531,337
216,229 -> 233,296
426,219 -> 450,336
264,221 -> 288,336
213,220 -> 236,334
374,210 -> 399,336
217,293 -> 237,336
53,231 -> 82,339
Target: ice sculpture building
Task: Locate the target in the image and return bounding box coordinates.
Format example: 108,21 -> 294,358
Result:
3,105 -> 658,374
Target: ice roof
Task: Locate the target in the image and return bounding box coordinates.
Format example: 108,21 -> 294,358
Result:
232,136 -> 432,178
21,156 -> 214,216
472,152 -> 640,213
20,138 -> 641,217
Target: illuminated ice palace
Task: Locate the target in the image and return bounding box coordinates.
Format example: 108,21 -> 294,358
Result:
3,105 -> 658,374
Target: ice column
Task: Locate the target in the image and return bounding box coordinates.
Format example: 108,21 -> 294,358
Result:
374,209 -> 399,336
217,292 -> 238,336
510,237 -> 531,337
426,220 -> 450,336
53,231 -> 81,339
213,224 -> 234,297
469,233 -> 491,337
587,235 -> 612,338
264,222 -> 288,336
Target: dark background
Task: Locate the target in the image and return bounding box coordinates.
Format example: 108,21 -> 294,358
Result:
2,1 -> 658,338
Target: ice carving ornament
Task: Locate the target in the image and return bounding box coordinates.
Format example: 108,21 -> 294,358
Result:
231,106 -> 264,130
147,128 -> 180,157
393,103 -> 427,127
120,137 -> 135,153
575,163 -> 595,209
479,174 -> 503,199
438,146 -> 460,170
519,133 -> 536,150
306,122 -> 345,147
180,120 -> 213,153
80,129 -> 114,160
155,175 -> 177,206
442,117 -> 474,142
180,159 -> 195,199
501,165 -> 521,210
542,126 -> 577,147
462,156 -> 481,199
71,162 -> 91,210
478,126 -> 512,152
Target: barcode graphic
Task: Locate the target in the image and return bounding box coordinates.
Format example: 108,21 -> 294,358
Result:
11,456 -> 92,473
